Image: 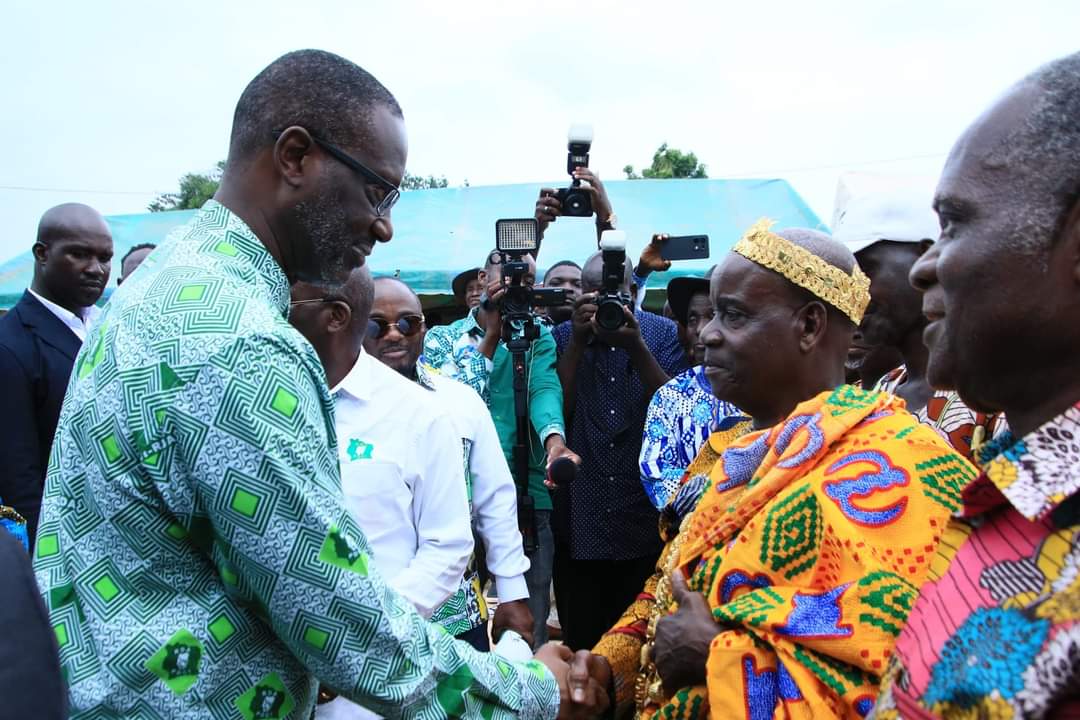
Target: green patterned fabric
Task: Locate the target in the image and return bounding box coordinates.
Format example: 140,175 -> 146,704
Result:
33,201 -> 559,719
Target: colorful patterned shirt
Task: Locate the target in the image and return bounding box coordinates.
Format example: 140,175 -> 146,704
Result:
32,202 -> 558,720
595,386 -> 977,719
638,365 -> 744,509
422,310 -> 565,511
871,401 -> 1080,719
876,365 -> 1008,462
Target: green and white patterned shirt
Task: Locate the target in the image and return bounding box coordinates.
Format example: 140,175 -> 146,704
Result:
33,201 -> 559,720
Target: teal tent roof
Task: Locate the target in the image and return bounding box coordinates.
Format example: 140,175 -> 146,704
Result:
0,178 -> 822,309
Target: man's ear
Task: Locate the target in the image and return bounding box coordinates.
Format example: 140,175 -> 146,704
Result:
1061,197 -> 1080,287
32,241 -> 49,264
796,300 -> 829,353
273,126 -> 318,190
326,301 -> 353,335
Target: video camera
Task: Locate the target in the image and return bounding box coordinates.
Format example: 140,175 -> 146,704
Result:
487,220 -> 571,335
595,230 -> 634,332
554,123 -> 594,217
490,218 -> 572,554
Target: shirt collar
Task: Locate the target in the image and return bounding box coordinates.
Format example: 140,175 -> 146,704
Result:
968,400 -> 1080,522
27,288 -> 99,338
463,307 -> 484,337
198,200 -> 291,317
334,348 -> 372,402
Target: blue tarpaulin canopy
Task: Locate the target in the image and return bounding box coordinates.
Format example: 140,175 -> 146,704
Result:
0,178 -> 822,310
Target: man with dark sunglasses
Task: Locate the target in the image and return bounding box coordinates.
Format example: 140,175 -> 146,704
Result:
424,249 -> 579,650
365,276 -> 536,650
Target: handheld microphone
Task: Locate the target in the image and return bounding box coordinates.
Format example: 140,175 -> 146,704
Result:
547,456 -> 577,488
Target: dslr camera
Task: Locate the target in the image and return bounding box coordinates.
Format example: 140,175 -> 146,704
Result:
594,230 -> 634,332
486,220 -> 570,341
554,123 -> 594,217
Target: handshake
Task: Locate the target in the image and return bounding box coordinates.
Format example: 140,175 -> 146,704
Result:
534,643 -> 612,719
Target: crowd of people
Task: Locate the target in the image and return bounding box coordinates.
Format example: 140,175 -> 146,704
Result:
0,46 -> 1077,720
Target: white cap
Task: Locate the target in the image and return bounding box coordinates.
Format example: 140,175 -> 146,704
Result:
832,186 -> 940,254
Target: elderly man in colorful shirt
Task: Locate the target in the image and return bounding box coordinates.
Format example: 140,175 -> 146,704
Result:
31,50 -> 607,720
833,187 -> 1007,462
588,222 -> 974,719
639,272 -> 744,510
870,51 -> 1080,719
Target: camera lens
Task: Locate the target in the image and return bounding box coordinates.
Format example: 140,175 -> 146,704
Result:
566,193 -> 586,214
595,298 -> 626,332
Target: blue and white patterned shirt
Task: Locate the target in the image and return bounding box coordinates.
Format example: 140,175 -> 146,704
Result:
638,366 -> 744,509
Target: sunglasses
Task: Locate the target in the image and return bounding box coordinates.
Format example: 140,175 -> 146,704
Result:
367,314 -> 424,340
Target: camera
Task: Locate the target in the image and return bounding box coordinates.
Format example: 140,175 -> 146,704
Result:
485,220 -> 570,331
595,230 -> 634,332
554,123 -> 594,218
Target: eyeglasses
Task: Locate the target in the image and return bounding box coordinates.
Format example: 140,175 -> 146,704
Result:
311,136 -> 400,217
367,314 -> 424,339
272,129 -> 401,217
289,297 -> 339,308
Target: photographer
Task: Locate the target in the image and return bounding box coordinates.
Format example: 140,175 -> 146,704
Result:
551,250 -> 688,651
535,175 -> 672,309
422,248 -> 578,648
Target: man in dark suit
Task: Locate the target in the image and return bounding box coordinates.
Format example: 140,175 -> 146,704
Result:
0,528 -> 67,718
0,203 -> 112,546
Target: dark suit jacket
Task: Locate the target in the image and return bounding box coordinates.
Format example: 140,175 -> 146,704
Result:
0,528 -> 68,718
0,291 -> 82,545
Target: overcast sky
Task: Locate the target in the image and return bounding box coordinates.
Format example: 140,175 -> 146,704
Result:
2,0 -> 1077,262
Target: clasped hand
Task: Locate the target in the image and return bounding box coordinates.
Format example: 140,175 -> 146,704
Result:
534,643 -> 612,719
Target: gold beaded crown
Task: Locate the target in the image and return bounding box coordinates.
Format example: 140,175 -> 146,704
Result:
732,218 -> 871,324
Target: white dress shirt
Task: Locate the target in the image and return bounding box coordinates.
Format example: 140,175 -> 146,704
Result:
27,288 -> 101,341
320,352 -> 476,720
331,350 -> 473,617
418,364 -> 531,602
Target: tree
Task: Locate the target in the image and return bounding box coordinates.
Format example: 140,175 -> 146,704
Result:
623,143 -> 708,180
401,173 -> 449,191
148,161 -> 225,212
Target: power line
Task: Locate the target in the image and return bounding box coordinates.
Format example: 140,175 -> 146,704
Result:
0,184 -> 161,196
0,151 -> 948,196
722,152 -> 948,178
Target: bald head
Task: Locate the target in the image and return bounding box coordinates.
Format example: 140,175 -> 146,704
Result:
338,265 -> 375,333
37,203 -> 110,246
581,251 -> 633,295
31,203 -> 113,313
372,276 -> 422,313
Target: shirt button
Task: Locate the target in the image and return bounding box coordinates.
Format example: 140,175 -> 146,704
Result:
610,376 -> 615,382
609,443 -> 615,449
608,476 -> 615,482
609,409 -> 615,415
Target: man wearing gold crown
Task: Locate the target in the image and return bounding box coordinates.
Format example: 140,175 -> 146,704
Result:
589,222 -> 976,719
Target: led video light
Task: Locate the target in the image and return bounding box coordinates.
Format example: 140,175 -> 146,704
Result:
495,218 -> 539,253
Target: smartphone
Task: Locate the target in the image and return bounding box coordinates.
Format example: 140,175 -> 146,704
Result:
661,235 -> 710,261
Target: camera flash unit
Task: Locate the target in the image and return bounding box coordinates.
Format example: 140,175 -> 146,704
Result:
599,229 -> 626,252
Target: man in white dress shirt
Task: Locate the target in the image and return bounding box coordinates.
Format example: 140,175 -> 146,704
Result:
365,276 -> 536,649
289,266 -> 475,719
